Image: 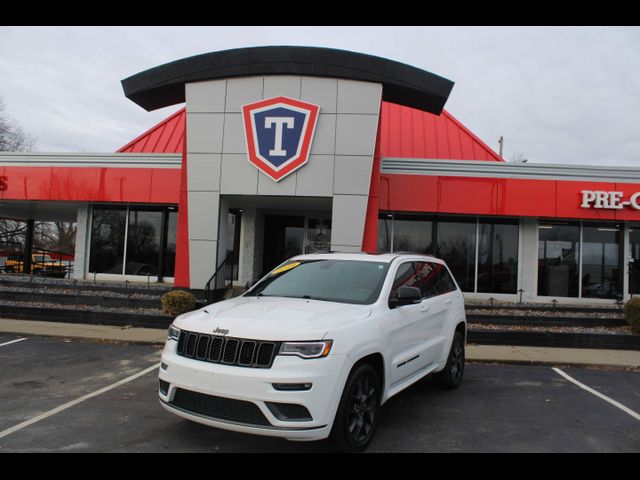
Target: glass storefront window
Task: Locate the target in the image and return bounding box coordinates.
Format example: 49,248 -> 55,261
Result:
126,208 -> 162,276
89,207 -> 127,274
393,215 -> 433,254
538,222 -> 580,297
163,210 -> 178,277
477,220 -> 519,294
581,223 -> 621,299
89,205 -> 177,279
377,216 -> 392,253
376,213 -> 519,294
436,218 -> 476,292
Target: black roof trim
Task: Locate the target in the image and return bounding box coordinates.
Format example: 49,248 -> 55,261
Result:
121,46 -> 454,114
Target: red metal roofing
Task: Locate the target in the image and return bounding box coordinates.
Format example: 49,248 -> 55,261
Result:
118,108 -> 185,153
379,102 -> 503,161
117,102 -> 502,162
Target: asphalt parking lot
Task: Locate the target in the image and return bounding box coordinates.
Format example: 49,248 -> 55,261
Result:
0,333 -> 638,453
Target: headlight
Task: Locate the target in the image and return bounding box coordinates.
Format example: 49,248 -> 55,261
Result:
279,340 -> 333,359
168,324 -> 181,342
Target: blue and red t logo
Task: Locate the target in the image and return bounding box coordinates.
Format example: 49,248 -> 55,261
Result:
242,96 -> 320,182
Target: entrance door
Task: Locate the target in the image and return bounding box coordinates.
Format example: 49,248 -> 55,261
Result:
262,215 -> 305,274
262,215 -> 332,275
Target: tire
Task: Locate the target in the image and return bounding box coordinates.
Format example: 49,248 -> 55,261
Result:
434,331 -> 465,390
330,363 -> 382,452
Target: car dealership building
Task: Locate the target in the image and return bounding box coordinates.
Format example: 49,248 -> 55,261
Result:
2,46 -> 640,304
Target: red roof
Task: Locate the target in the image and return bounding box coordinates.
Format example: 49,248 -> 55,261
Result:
379,103 -> 502,161
118,108 -> 185,153
117,102 -> 502,161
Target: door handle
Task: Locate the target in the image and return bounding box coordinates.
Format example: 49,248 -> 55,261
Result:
420,305 -> 430,312
445,299 -> 452,304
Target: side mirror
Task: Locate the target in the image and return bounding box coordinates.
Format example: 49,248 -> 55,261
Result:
389,286 -> 422,308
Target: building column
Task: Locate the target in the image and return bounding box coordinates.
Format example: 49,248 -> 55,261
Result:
22,219 -> 35,273
73,205 -> 90,280
519,217 -> 539,302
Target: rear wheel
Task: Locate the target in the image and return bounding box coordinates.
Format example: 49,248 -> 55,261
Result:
330,363 -> 381,452
434,331 -> 465,390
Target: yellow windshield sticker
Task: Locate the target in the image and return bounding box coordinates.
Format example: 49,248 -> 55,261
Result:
271,262 -> 301,276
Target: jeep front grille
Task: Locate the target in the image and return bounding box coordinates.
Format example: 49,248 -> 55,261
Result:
177,330 -> 279,369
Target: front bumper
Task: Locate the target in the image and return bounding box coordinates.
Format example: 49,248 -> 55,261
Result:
158,340 -> 353,441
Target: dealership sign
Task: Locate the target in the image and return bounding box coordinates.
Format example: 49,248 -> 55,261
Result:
242,96 -> 320,182
581,190 -> 640,210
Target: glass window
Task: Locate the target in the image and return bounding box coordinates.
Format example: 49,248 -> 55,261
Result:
163,209 -> 178,277
246,259 -> 390,305
538,222 -> 580,297
437,218 -> 476,292
389,262 -> 418,299
581,223 -> 621,299
477,220 -> 519,294
434,263 -> 457,294
89,207 -> 127,274
392,216 -> 433,254
414,261 -> 439,299
125,208 -> 162,276
629,227 -> 640,295
377,216 -> 392,253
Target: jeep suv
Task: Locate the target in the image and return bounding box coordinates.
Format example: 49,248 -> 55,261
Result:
159,253 -> 466,451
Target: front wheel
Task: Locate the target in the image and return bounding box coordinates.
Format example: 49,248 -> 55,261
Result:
330,363 -> 381,452
433,331 -> 465,390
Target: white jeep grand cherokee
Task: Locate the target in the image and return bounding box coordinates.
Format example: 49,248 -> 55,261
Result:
159,252 -> 466,451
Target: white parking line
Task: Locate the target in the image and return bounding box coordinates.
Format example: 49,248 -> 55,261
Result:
552,367 -> 640,422
0,363 -> 159,440
0,338 -> 28,348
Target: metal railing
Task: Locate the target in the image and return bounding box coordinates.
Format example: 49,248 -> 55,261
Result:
204,251 -> 236,304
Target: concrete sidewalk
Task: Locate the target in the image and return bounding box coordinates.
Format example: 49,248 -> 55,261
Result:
0,318 -> 639,369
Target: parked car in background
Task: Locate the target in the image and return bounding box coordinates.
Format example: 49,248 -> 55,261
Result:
3,253 -> 69,278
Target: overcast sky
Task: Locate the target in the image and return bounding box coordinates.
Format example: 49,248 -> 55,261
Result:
1,26 -> 639,166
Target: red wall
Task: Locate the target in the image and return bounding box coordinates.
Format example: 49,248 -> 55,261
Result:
379,174 -> 640,222
0,166 -> 180,204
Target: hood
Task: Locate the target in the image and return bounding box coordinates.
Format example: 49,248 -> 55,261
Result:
173,295 -> 372,341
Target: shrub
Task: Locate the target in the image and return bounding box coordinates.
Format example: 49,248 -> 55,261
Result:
623,297 -> 640,334
161,290 -> 198,316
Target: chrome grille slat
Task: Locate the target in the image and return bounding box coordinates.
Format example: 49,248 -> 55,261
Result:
176,330 -> 279,369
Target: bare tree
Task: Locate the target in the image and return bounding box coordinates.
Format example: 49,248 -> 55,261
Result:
0,97 -> 35,152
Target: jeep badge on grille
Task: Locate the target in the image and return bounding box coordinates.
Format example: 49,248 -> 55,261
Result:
213,327 -> 229,336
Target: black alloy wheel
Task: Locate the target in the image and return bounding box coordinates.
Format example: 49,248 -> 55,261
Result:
331,363 -> 381,452
434,331 -> 465,390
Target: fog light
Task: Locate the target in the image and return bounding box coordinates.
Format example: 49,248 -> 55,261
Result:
159,379 -> 170,395
265,402 -> 312,422
272,383 -> 312,391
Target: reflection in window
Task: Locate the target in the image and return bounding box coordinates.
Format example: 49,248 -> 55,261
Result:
581,223 -> 621,299
437,219 -> 476,292
89,205 -> 177,279
89,207 -> 126,274
126,209 -> 162,276
477,220 -> 519,294
377,217 -> 392,253
538,222 -> 579,297
629,227 -> 640,295
163,210 -> 178,277
393,216 -> 433,254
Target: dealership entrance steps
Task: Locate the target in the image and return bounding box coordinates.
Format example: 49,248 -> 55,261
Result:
0,274 -> 176,329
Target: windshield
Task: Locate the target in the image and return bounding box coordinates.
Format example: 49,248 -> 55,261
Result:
246,259 -> 390,305
34,255 -> 52,262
